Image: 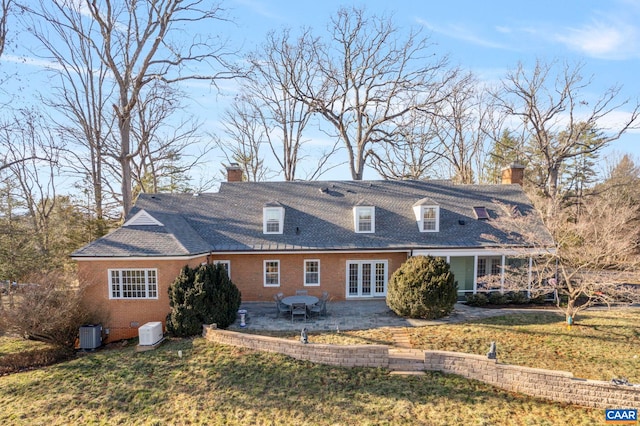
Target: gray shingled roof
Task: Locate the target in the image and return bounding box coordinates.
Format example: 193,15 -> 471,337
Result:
72,179 -> 552,258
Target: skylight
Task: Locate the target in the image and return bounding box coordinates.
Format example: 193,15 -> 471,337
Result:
473,206 -> 490,220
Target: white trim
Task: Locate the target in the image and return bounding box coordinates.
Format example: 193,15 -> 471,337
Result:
263,259 -> 280,287
345,259 -> 388,298
123,210 -> 163,227
72,250 -> 409,261
74,247 -> 553,261
73,254 -> 208,261
303,259 -> 320,286
413,205 -> 440,232
412,247 -> 552,257
263,207 -> 284,234
353,206 -> 375,233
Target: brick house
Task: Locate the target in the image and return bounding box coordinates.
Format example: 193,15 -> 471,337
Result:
72,164 -> 551,342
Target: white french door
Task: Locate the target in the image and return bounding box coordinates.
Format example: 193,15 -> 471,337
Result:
346,260 -> 388,297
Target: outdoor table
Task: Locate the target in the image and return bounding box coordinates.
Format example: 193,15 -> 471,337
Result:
281,295 -> 319,307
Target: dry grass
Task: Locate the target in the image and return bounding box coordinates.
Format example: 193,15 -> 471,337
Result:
301,309 -> 640,382
1,308 -> 637,424
0,337 -> 602,425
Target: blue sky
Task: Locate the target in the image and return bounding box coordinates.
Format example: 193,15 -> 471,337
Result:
3,0 -> 640,183
219,0 -> 640,179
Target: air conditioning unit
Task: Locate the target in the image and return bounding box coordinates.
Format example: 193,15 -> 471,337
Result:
138,321 -> 163,346
79,324 -> 102,350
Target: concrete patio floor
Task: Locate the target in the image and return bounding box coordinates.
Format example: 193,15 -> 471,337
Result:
227,300 -> 554,333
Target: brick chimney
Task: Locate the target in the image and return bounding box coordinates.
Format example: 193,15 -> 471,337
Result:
226,163 -> 244,182
501,163 -> 525,185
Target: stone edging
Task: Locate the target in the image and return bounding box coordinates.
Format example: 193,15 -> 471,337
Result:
202,324 -> 640,409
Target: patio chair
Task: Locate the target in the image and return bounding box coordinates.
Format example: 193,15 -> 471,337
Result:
291,302 -> 307,322
274,294 -> 291,319
295,290 -> 308,296
309,292 -> 329,318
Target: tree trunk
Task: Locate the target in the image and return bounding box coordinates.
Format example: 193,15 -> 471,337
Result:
119,112 -> 133,216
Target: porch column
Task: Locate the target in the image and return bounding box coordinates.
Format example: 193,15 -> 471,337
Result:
472,255 -> 478,294
527,256 -> 533,298
500,255 -> 505,292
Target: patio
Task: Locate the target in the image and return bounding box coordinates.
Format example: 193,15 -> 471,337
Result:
228,299 -> 402,332
227,300 -> 523,332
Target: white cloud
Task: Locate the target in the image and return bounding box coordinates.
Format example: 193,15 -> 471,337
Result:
554,20 -> 639,60
232,0 -> 283,21
2,54 -> 65,71
415,18 -> 508,50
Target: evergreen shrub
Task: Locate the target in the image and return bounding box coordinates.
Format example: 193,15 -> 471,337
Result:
386,255 -> 457,319
465,292 -> 489,307
166,263 -> 241,336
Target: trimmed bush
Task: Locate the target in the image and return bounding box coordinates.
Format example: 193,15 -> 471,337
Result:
505,291 -> 529,305
166,263 -> 241,337
465,292 -> 489,307
488,291 -> 509,305
386,255 -> 458,319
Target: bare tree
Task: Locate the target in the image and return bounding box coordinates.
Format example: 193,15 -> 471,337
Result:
289,7 -> 455,180
494,60 -> 640,217
242,29 -> 314,181
1,110 -> 60,259
0,0 -> 11,58
24,0 -> 116,236
431,72 -> 496,184
23,0 -> 234,216
492,192 -> 640,324
0,270 -> 105,348
215,96 -> 274,182
368,109 -> 442,179
128,80 -> 207,194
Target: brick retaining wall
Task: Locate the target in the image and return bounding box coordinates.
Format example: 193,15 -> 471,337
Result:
202,325 -> 640,409
202,324 -> 388,368
424,350 -> 640,409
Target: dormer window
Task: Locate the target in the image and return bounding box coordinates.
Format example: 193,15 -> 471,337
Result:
413,198 -> 440,232
354,206 -> 375,233
422,207 -> 438,231
263,203 -> 284,234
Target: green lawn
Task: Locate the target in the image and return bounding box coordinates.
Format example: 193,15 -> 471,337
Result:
1,309 -> 637,425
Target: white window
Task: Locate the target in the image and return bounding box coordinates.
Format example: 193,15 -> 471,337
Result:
346,260 -> 387,297
214,260 -> 231,279
413,205 -> 440,232
354,206 -> 375,233
264,260 -> 280,287
304,260 -> 320,286
109,269 -> 158,299
422,207 -> 438,231
263,207 -> 284,234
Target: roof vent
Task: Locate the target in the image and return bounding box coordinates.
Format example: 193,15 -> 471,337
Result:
123,210 -> 164,227
319,187 -> 329,194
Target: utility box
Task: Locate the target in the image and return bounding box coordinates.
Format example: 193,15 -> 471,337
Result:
138,321 -> 163,346
79,324 -> 102,350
